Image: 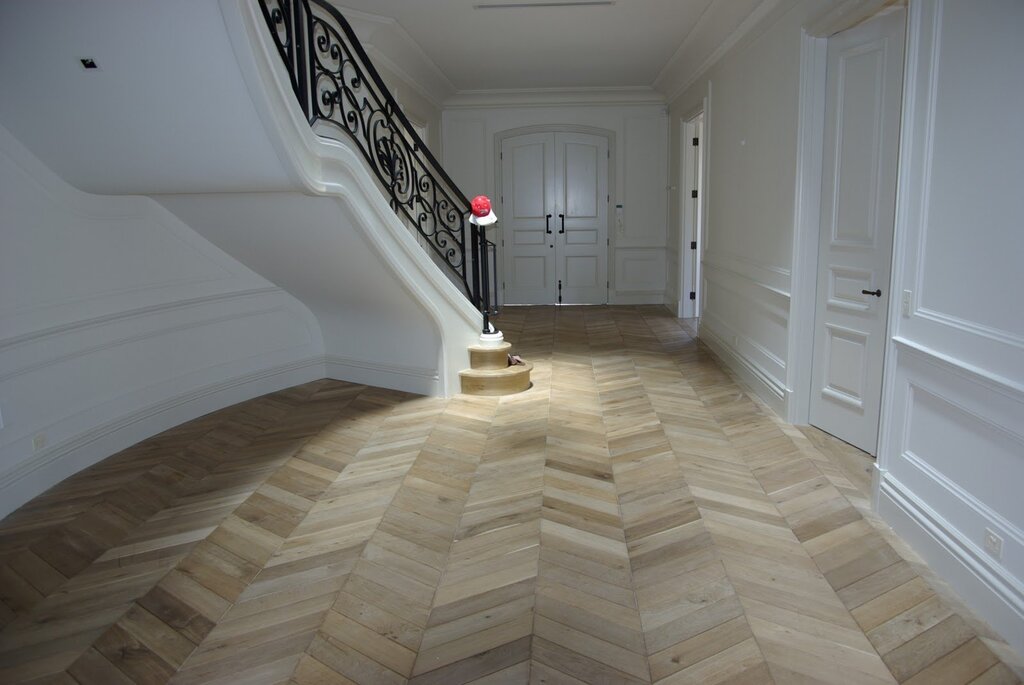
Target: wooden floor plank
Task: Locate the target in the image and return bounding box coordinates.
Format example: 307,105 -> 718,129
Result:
0,307 -> 1017,685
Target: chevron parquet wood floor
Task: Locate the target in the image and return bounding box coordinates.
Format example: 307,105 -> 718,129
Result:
0,306 -> 1019,684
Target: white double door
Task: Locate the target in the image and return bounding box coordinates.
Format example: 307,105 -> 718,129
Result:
501,132 -> 608,304
809,8 -> 906,454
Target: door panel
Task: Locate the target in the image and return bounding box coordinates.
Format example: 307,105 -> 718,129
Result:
502,133 -> 555,304
809,9 -> 905,454
555,132 -> 608,304
501,131 -> 608,305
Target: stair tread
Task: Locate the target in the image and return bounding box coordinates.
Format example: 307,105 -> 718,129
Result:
467,342 -> 512,353
459,362 -> 533,377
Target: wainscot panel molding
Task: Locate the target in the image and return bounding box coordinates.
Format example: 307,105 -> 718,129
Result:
876,0 -> 1024,655
0,122 -> 326,517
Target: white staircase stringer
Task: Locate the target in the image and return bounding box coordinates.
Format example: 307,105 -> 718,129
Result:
220,0 -> 479,396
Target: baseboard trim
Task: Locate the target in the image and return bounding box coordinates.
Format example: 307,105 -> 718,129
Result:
879,473 -> 1024,655
610,291 -> 668,305
325,355 -> 439,397
0,355 -> 326,517
699,323 -> 788,418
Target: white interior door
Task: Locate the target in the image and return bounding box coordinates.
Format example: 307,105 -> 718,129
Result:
809,9 -> 906,454
555,132 -> 608,304
501,131 -> 608,305
501,133 -> 556,304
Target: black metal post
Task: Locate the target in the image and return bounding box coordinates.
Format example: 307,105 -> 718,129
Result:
470,223 -> 481,317
479,226 -> 491,334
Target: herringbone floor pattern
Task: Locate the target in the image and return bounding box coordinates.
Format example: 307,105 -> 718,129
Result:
0,306 -> 1019,684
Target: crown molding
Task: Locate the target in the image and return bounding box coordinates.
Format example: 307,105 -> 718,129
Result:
804,0 -> 904,38
443,86 -> 665,109
654,0 -> 788,104
331,3 -> 456,107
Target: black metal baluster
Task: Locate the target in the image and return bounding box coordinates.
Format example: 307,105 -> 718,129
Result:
257,0 -> 497,330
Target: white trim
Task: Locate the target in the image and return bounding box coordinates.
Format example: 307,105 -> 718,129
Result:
610,291 -> 669,306
0,303 -> 302,384
325,355 -> 439,396
0,355 -> 327,517
445,86 -> 664,109
0,287 -> 281,351
657,0 -> 783,104
788,30 -> 828,424
364,46 -> 446,110
892,337 -> 1024,402
224,0 -> 481,396
493,125 -> 617,306
805,0 -> 903,38
702,254 -> 792,300
699,322 -> 788,417
339,5 -> 457,101
879,472 -> 1024,655
915,307 -> 1024,352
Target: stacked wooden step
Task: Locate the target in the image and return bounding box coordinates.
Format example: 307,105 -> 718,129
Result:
459,341 -> 532,395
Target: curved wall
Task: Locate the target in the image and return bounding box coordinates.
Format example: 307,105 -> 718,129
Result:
0,124 -> 326,517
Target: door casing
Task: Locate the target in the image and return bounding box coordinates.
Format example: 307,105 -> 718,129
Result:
788,3 -> 909,452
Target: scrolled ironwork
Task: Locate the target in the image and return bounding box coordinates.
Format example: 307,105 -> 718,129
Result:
257,0 -> 498,323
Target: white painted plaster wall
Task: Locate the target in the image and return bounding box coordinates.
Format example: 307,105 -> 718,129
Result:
664,0 -> 1024,653
0,0 -> 482,516
0,124 -> 326,518
666,1 -> 824,416
876,0 -> 1024,654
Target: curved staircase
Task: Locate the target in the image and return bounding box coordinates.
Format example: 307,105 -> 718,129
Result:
460,342 -> 533,396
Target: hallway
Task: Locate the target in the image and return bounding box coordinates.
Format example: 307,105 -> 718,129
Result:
0,306 -> 1018,684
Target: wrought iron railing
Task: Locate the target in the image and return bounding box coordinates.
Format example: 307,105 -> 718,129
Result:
257,0 -> 498,330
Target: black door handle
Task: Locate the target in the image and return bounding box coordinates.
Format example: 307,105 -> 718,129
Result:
545,214 -> 552,234
558,213 -> 565,234
862,289 -> 882,297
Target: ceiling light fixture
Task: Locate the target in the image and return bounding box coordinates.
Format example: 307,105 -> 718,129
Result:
474,1 -> 614,9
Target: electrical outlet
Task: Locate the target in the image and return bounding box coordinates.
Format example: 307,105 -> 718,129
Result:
32,433 -> 47,452
983,528 -> 1003,560
902,289 -> 913,318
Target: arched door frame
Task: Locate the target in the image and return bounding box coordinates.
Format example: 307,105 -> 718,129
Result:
493,125 -> 616,306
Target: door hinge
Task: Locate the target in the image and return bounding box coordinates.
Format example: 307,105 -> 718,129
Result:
607,194 -> 610,203
690,241 -> 697,250
691,189 -> 698,199
689,291 -> 696,300
502,281 -> 506,290
500,152 -> 503,160
501,239 -> 505,247
607,150 -> 610,159
607,238 -> 610,246
607,281 -> 610,289
692,137 -> 699,146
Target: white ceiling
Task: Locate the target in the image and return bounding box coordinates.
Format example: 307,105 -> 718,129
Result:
333,0 -> 766,92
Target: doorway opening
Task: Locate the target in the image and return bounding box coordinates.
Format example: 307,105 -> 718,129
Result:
678,112 -> 704,319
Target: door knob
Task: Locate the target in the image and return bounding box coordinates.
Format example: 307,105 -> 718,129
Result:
545,214 -> 552,234
862,289 -> 882,297
558,213 -> 565,234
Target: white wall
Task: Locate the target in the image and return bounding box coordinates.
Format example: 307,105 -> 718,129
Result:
0,0 -> 296,196
666,1 -> 820,415
442,101 -> 669,304
155,192 -> 447,395
0,124 -> 326,518
876,0 -> 1024,655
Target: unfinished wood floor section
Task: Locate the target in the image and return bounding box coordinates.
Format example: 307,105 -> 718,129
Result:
0,306 -> 1019,685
